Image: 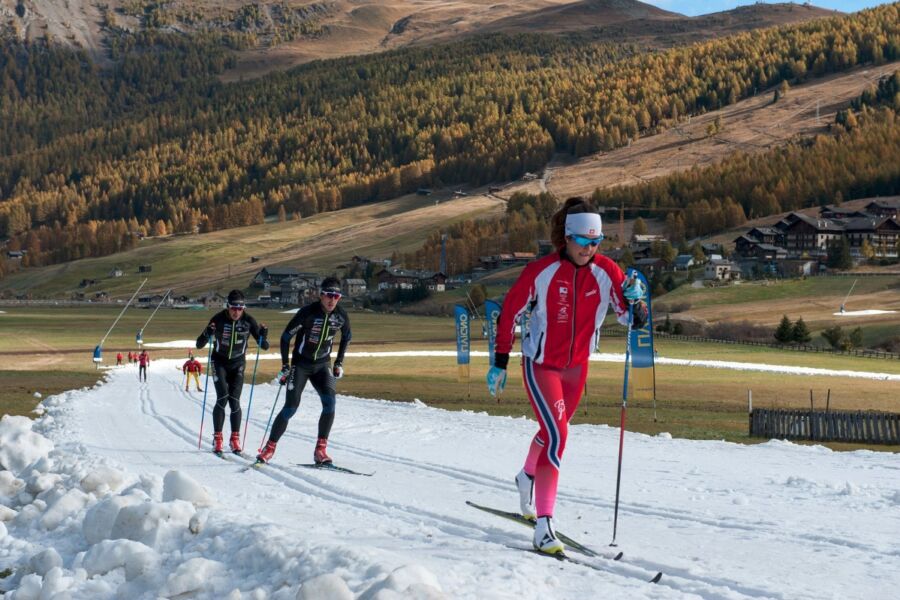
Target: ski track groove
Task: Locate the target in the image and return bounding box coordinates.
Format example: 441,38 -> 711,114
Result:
271,414 -> 898,563
141,386 -> 704,600
103,369 -> 838,599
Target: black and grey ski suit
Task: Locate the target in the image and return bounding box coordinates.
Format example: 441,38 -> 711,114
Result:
196,310 -> 269,434
269,301 -> 351,442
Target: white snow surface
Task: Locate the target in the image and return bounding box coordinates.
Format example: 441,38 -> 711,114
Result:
834,309 -> 897,316
1,360 -> 899,599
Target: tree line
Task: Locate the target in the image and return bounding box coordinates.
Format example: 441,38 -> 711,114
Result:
402,192 -> 557,274
1,3 -> 898,273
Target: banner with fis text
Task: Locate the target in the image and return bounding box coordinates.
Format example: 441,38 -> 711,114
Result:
454,304 -> 471,381
484,299 -> 501,366
627,269 -> 655,401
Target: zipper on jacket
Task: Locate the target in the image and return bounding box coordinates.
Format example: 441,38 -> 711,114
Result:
228,323 -> 236,359
313,315 -> 331,360
567,267 -> 577,367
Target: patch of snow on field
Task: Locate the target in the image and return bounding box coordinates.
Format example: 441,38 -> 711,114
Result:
834,309 -> 897,316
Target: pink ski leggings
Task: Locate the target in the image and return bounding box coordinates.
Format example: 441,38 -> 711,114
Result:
521,358 -> 588,517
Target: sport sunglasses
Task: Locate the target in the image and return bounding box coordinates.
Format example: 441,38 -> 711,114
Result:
567,234 -> 604,248
227,303 -> 246,310
321,290 -> 342,299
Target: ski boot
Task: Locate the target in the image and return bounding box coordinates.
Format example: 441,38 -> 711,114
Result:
212,432 -> 224,456
515,468 -> 536,522
314,437 -> 332,465
229,432 -> 242,455
256,440 -> 277,464
533,516 -> 565,555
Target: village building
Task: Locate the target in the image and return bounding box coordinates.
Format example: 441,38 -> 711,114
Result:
376,268 -> 447,292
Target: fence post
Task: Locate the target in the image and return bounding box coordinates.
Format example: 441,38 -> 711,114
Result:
748,390 -> 753,438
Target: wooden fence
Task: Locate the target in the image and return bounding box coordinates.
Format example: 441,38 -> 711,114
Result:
749,408 -> 900,445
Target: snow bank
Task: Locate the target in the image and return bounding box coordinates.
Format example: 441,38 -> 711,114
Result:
0,408 -> 385,598
0,416 -> 54,475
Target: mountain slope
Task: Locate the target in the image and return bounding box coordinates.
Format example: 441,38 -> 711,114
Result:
478,0 -> 681,35
1,1 -> 843,77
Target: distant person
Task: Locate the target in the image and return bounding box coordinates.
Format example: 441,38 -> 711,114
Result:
127,351 -> 134,364
182,351 -> 204,392
116,352 -> 123,366
138,350 -> 150,382
840,304 -> 846,314
486,197 -> 648,555
196,290 -> 268,456
257,277 -> 351,465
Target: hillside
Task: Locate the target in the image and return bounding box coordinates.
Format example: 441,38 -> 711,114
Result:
4,60 -> 895,299
0,1 -> 843,77
0,192 -> 504,298
501,60 -> 900,200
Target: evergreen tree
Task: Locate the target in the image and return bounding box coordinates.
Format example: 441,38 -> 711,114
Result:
827,238 -> 853,270
469,284 -> 487,308
632,217 -> 649,237
820,325 -> 844,349
848,326 -> 864,349
791,317 -> 811,344
774,315 -> 794,343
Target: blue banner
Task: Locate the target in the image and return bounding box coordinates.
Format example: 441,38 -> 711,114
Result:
626,268 -> 655,400
455,304 -> 471,381
484,299 -> 501,366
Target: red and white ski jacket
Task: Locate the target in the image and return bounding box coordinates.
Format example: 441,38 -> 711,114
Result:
494,251 -> 631,369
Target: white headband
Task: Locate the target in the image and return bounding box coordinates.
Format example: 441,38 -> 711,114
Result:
565,213 -> 602,238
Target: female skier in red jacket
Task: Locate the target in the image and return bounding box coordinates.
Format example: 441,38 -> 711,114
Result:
487,197 -> 648,554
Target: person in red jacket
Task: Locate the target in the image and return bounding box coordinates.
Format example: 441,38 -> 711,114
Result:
138,350 -> 150,382
182,352 -> 204,392
127,351 -> 134,364
486,197 -> 648,555
116,352 -> 123,366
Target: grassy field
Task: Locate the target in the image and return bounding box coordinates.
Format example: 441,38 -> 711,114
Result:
1,306 -> 897,452
658,274 -> 900,349
0,193 -> 504,299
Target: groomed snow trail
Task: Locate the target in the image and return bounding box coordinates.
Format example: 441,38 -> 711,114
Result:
26,360 -> 900,598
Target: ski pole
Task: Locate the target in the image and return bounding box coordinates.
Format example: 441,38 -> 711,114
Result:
241,337 -> 263,448
258,382 -> 284,453
197,341 -> 214,449
610,298 -> 635,547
